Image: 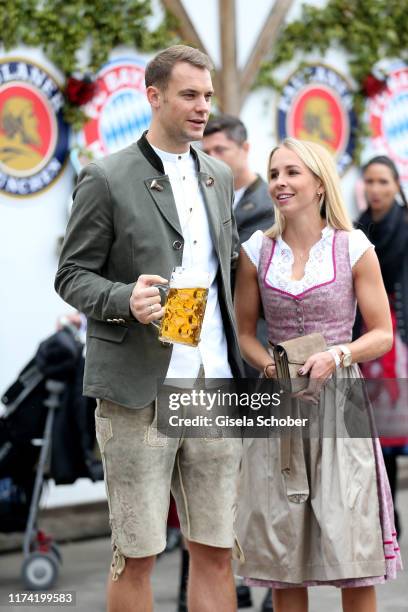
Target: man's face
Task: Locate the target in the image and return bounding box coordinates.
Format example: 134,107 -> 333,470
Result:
153,62 -> 213,145
202,130 -> 247,180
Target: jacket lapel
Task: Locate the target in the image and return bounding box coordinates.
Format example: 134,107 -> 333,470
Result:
144,175 -> 182,237
198,170 -> 221,254
137,134 -> 222,247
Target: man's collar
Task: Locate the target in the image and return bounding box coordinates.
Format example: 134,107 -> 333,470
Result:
137,131 -> 201,174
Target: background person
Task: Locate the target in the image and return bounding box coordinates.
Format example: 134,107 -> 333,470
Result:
234,138 -> 401,612
55,45 -> 243,612
202,114 -> 274,244
355,155 -> 408,536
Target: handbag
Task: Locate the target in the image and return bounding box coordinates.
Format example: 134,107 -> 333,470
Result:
272,332 -> 327,393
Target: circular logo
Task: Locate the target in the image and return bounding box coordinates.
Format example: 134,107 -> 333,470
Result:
80,57 -> 151,157
278,64 -> 357,174
368,67 -> 408,182
0,59 -> 69,197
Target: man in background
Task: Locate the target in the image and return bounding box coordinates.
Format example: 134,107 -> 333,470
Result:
203,114 -> 274,244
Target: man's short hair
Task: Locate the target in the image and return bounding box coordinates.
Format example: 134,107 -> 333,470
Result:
145,45 -> 213,90
203,114 -> 247,145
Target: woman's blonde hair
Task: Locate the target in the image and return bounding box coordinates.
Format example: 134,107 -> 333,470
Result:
265,137 -> 353,238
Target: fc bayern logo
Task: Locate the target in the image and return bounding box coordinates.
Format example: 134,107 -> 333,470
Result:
277,64 -> 357,174
368,67 -> 408,183
80,56 -> 151,157
0,58 -> 69,197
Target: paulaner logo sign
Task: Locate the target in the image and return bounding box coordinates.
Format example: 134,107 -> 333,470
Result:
277,64 -> 357,175
0,58 -> 69,197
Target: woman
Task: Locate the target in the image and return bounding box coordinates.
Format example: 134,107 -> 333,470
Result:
356,156 -> 408,536
234,138 -> 402,612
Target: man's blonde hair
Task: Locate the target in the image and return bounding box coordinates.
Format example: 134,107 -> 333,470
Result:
265,137 -> 353,239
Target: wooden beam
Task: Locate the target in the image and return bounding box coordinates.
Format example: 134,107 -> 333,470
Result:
240,0 -> 295,101
160,0 -> 220,98
161,0 -> 209,53
219,0 -> 240,114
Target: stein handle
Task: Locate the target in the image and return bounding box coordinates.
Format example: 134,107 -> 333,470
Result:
150,283 -> 169,330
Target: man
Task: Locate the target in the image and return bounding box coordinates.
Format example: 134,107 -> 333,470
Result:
203,115 -> 274,612
55,45 -> 243,612
202,114 -> 274,244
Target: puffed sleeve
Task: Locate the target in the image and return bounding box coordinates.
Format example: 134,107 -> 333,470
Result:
348,229 -> 374,268
241,230 -> 265,269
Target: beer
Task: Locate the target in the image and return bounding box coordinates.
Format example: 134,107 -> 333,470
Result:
159,286 -> 209,347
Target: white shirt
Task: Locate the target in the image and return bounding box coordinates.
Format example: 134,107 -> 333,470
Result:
242,227 -> 373,297
152,146 -> 232,380
233,186 -> 246,210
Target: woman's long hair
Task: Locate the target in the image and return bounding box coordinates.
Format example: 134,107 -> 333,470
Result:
265,138 -> 353,239
362,155 -> 408,208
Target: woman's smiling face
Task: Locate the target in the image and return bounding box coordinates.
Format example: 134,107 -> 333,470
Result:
268,146 -> 323,218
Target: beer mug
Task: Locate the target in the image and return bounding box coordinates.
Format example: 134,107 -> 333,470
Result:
152,267 -> 210,347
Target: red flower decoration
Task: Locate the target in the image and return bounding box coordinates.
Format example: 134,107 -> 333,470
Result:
362,74 -> 387,98
65,74 -> 97,106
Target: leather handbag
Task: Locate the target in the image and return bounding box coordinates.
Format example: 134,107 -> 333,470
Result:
272,332 -> 327,393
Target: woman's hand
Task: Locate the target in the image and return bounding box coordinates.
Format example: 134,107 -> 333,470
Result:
295,350 -> 336,403
263,361 -> 276,379
299,350 -> 336,379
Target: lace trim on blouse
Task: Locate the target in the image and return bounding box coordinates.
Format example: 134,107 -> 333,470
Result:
242,227 -> 373,296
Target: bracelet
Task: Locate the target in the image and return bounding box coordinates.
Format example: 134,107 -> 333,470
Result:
327,347 -> 341,368
263,363 -> 274,378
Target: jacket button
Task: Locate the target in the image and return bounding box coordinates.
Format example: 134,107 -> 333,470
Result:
118,318 -> 125,324
172,240 -> 183,250
106,319 -> 113,323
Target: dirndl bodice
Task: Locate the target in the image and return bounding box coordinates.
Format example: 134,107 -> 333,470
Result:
258,229 -> 355,346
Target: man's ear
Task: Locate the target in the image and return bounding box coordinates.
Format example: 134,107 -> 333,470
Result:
146,85 -> 161,108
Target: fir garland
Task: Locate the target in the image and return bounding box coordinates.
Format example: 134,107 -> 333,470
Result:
0,0 -> 179,129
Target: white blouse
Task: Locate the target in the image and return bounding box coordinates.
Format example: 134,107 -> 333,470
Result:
242,227 -> 373,296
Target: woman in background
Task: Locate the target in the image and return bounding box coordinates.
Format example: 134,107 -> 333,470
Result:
356,156 -> 408,535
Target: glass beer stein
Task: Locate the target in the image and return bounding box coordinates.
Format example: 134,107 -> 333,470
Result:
152,267 -> 210,347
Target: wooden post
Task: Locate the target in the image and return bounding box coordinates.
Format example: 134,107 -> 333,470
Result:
219,0 -> 240,114
161,0 -> 294,115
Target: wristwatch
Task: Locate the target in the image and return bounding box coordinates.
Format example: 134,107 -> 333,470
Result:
338,344 -> 352,368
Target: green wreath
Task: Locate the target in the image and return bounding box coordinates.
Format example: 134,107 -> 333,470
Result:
0,0 -> 179,129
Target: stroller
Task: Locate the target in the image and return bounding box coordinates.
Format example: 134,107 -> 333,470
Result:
0,325 -> 102,590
